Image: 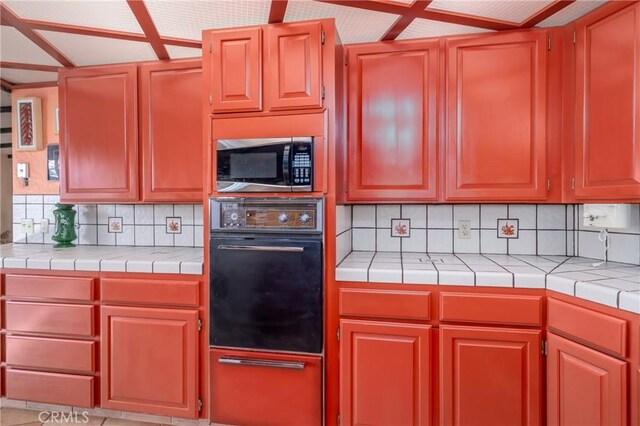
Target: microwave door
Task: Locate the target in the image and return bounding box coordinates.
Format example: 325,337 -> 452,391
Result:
217,139 -> 291,192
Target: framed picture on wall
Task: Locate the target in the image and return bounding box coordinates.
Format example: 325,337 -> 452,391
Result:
16,97 -> 43,151
47,144 -> 60,181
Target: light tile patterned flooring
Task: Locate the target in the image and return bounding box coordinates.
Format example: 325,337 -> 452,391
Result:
0,408 -> 170,426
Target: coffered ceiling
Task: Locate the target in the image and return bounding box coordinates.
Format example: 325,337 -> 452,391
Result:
0,0 -> 617,90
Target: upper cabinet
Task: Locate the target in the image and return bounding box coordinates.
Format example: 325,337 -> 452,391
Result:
445,30 -> 549,201
139,60 -> 203,202
204,21 -> 323,115
59,60 -> 203,204
59,65 -> 139,203
346,40 -> 439,201
573,2 -> 640,201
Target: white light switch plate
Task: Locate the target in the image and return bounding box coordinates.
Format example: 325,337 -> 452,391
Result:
21,218 -> 34,233
41,218 -> 50,233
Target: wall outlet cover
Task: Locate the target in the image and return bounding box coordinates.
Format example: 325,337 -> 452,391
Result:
21,218 -> 34,233
458,220 -> 471,239
41,218 -> 50,233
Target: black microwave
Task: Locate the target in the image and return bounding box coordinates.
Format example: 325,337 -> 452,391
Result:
216,137 -> 313,192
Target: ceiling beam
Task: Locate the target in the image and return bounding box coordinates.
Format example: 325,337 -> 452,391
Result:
126,0 -> 169,60
0,62 -> 60,72
381,0 -> 433,41
0,4 -> 75,67
1,79 -> 15,92
269,0 -> 289,24
520,0 -> 576,28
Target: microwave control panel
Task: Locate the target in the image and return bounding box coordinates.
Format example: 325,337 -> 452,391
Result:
291,143 -> 312,187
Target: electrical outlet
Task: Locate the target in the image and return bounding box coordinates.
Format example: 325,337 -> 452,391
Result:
21,218 -> 34,234
41,218 -> 50,234
458,220 -> 471,239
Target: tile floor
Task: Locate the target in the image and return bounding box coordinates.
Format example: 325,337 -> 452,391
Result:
0,408 -> 170,426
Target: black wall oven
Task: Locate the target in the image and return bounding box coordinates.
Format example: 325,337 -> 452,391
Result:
209,197 -> 323,354
216,137 -> 313,193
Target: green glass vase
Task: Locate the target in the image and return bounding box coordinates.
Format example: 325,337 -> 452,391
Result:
51,203 -> 77,248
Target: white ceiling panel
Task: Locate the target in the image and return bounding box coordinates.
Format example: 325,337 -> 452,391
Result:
166,45 -> 203,59
36,30 -> 157,66
0,25 -> 62,66
0,68 -> 58,84
427,0 -> 553,24
537,0 -> 607,27
284,1 -> 400,44
398,18 -> 493,39
145,0 -> 271,41
3,0 -> 143,34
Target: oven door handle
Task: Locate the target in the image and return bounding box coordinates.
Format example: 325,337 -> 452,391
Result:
217,244 -> 304,253
283,144 -> 291,186
219,356 -> 305,370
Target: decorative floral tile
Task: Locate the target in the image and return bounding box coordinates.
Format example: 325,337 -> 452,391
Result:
107,217 -> 123,233
497,218 -> 519,239
166,217 -> 182,234
391,218 -> 410,238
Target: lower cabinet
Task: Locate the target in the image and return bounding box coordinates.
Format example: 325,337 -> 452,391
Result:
547,332 -> 627,426
440,325 -> 542,426
340,319 -> 432,426
100,305 -> 199,418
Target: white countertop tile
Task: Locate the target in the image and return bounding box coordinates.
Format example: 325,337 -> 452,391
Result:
0,243 -> 204,275
336,251 -> 640,313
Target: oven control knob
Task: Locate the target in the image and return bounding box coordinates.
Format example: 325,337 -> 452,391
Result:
278,212 -> 290,224
230,212 -> 239,221
299,213 -> 311,223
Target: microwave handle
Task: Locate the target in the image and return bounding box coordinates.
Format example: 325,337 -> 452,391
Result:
283,144 -> 291,186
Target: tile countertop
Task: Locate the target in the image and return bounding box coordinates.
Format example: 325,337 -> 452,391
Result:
337,252 -> 640,314
0,244 -> 204,275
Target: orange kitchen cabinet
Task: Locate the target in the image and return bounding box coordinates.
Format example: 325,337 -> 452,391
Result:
346,41 -> 439,201
340,319 -> 431,426
265,21 -> 323,111
101,305 -> 199,418
59,65 -> 139,202
445,30 -> 548,201
140,60 -> 203,202
547,332 -> 627,426
440,325 -> 542,426
206,27 -> 262,113
210,348 -> 322,426
573,2 -> 640,200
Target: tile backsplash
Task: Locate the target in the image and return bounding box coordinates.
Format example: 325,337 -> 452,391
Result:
337,203 -> 640,266
12,195 -> 204,248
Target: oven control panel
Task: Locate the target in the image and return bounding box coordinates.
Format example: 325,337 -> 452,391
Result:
212,198 -> 323,233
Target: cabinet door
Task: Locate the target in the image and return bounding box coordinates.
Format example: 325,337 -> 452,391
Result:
207,27 -> 262,113
574,3 -> 640,200
440,325 -> 542,426
340,319 -> 431,426
59,65 -> 138,202
347,41 -> 439,201
265,21 -> 323,111
446,31 -> 548,201
547,332 -> 627,426
140,60 -> 203,202
101,306 -> 198,418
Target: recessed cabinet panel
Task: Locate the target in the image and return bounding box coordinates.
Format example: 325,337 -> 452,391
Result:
209,27 -> 262,113
266,21 -> 323,110
547,332 -> 627,426
446,31 -> 548,201
347,41 -> 439,201
575,3 -> 640,199
59,66 -> 138,202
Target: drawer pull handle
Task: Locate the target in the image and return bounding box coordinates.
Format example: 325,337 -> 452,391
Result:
217,245 -> 304,253
219,356 -> 305,370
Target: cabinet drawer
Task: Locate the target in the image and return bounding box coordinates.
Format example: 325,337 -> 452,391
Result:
6,302 -> 95,337
6,336 -> 95,373
101,278 -> 199,306
5,275 -> 94,301
440,292 -> 543,326
6,369 -> 94,408
339,288 -> 431,320
548,298 -> 627,357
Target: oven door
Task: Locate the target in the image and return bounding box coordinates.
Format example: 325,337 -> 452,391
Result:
216,138 -> 291,192
210,235 -> 323,354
